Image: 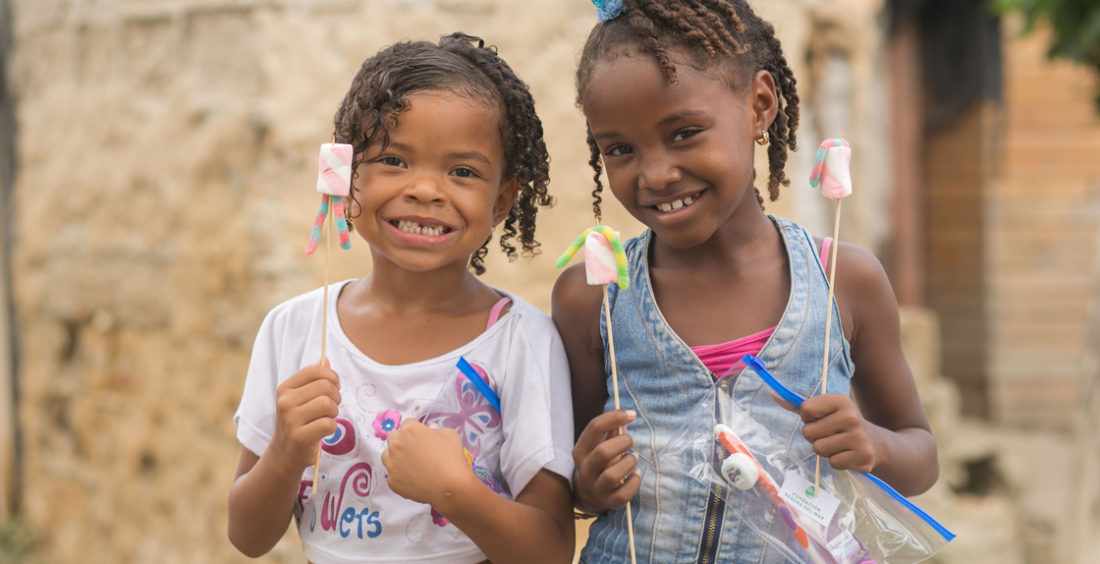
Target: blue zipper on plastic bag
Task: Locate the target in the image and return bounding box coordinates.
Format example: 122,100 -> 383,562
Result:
457,356 -> 501,413
741,354 -> 955,542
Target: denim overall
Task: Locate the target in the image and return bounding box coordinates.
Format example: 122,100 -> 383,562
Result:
580,216 -> 855,564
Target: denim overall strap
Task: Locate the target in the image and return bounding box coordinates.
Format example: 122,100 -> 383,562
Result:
580,216 -> 854,564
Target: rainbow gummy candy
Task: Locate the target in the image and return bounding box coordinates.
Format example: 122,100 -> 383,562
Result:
556,226 -> 629,289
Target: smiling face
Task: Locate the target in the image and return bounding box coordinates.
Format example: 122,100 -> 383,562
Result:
348,90 -> 517,275
582,50 -> 775,251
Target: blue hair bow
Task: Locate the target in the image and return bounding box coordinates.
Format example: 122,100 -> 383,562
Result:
592,0 -> 625,22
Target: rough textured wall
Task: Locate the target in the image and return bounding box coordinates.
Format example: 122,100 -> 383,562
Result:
989,16 -> 1100,431
6,1 -> 896,562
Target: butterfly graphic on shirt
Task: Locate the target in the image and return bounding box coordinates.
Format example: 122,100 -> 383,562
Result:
419,362 -> 501,459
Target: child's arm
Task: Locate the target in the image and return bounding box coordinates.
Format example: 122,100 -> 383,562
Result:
551,264 -> 641,514
382,420 -> 575,563
227,363 -> 341,557
797,243 -> 939,496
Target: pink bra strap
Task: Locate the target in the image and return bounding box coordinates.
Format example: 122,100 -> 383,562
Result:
820,237 -> 833,270
486,297 -> 512,329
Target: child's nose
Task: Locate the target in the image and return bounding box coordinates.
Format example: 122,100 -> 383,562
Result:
404,173 -> 446,203
638,152 -> 682,191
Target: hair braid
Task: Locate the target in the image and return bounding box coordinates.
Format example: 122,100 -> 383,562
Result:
752,22 -> 799,201
576,0 -> 801,211
441,33 -> 553,273
584,127 -> 606,221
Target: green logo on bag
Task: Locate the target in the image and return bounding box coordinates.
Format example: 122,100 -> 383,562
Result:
805,485 -> 816,497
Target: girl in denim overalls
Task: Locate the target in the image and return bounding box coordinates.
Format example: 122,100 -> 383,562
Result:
552,1 -> 940,562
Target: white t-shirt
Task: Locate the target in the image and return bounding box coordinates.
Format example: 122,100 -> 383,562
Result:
235,281 -> 574,564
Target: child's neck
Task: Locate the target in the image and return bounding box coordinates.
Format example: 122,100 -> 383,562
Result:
363,261 -> 491,314
336,262 -> 504,365
649,212 -> 789,347
650,210 -> 776,272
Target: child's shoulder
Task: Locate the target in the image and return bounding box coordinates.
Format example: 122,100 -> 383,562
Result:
260,280 -> 350,328
551,262 -> 605,315
829,240 -> 890,291
496,290 -> 557,333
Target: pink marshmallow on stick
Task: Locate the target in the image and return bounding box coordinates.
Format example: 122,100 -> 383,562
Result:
555,226 -> 636,564
306,143 -> 354,254
310,142 -> 354,494
810,137 -> 852,495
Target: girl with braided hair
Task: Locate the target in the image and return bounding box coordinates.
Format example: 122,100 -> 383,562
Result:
553,2 -> 938,561
230,33 -> 574,563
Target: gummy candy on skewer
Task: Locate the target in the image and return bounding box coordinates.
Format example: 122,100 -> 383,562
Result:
809,137 -> 852,495
309,141 -> 354,494
305,143 -> 354,254
556,225 -> 635,563
810,138 -> 852,200
555,225 -> 629,289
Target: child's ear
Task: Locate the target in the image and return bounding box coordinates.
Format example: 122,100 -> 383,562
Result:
492,178 -> 519,225
750,70 -> 779,134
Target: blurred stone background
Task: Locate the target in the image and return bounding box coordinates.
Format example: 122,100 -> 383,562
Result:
0,0 -> 1097,562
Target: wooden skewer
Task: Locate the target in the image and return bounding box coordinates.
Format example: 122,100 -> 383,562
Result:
814,197 -> 842,495
603,284 -> 636,564
311,200 -> 333,494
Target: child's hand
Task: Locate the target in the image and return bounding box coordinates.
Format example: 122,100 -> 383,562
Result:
269,361 -> 341,475
788,393 -> 878,473
381,419 -> 476,508
572,409 -> 640,514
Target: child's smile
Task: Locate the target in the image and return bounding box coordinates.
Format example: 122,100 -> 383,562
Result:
653,192 -> 699,214
388,217 -> 456,240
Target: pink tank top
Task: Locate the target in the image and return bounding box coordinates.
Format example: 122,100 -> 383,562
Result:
690,237 -> 832,377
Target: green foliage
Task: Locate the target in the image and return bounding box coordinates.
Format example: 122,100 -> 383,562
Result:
994,0 -> 1100,110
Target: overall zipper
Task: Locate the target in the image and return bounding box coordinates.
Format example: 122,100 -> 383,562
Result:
698,486 -> 726,563
699,370 -> 727,563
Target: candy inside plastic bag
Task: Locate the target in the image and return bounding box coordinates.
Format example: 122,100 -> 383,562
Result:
667,356 -> 954,563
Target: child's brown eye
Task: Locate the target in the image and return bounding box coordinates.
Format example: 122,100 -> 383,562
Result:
604,144 -> 632,157
672,128 -> 702,142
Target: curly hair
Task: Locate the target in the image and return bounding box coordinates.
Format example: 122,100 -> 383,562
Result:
333,32 -> 553,275
575,0 -> 800,219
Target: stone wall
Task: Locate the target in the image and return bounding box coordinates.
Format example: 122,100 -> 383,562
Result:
4,1 -> 907,562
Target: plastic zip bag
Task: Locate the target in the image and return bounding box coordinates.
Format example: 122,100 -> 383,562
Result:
742,355 -> 954,559
671,356 -> 954,563
417,357 -> 507,525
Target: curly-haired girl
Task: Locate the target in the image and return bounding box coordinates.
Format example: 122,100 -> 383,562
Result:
230,32 -> 574,564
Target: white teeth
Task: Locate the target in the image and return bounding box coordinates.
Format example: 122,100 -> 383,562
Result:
656,195 -> 695,213
397,220 -> 445,236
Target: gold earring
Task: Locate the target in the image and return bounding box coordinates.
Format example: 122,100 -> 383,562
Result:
755,130 -> 770,146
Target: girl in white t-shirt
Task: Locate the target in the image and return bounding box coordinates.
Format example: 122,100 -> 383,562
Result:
228,33 -> 574,564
